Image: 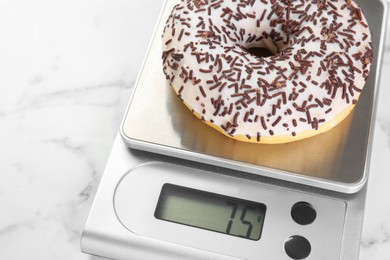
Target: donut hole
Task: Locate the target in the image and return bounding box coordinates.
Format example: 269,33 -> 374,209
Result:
245,39 -> 289,59
246,47 -> 274,58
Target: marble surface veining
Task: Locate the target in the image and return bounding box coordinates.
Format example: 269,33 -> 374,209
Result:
0,0 -> 389,259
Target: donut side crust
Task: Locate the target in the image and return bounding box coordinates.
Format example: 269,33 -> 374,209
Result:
172,83 -> 357,144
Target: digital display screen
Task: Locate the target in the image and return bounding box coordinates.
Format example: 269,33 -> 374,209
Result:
154,184 -> 266,240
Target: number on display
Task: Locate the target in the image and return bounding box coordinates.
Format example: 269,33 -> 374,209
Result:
226,201 -> 261,239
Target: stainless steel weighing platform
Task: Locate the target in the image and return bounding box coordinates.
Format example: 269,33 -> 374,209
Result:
81,0 -> 388,259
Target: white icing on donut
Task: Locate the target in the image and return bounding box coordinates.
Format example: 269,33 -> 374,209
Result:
162,0 -> 373,143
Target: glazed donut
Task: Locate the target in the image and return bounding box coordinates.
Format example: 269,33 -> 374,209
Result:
162,0 -> 373,144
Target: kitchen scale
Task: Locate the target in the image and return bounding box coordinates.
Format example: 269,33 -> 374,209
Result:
81,0 -> 388,259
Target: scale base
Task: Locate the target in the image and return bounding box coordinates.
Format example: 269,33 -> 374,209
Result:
81,135 -> 367,260
82,0 -> 388,258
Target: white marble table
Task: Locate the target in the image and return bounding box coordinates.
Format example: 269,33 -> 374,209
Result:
0,0 -> 389,259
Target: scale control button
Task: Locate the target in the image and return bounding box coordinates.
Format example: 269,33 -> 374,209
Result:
284,235 -> 311,259
291,202 -> 317,225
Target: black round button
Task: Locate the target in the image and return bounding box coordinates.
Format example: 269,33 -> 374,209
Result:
291,202 -> 316,225
284,235 -> 311,259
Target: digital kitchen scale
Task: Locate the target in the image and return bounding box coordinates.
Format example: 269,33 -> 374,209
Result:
81,0 -> 388,259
